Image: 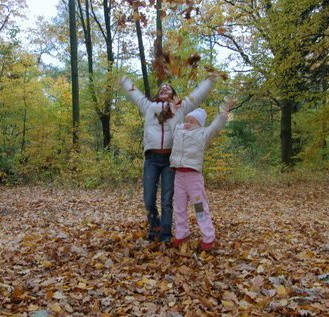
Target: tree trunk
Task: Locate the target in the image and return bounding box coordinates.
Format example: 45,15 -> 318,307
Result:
101,0 -> 114,150
280,100 -> 293,166
134,7 -> 150,98
100,113 -> 110,149
21,106 -> 27,154
78,0 -> 98,105
21,71 -> 28,154
69,0 -> 80,146
321,77 -> 328,160
155,0 -> 163,86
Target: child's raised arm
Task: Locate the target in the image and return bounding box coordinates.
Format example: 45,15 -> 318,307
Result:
205,98 -> 236,143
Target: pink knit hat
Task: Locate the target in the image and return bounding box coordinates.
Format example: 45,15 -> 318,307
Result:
187,108 -> 207,126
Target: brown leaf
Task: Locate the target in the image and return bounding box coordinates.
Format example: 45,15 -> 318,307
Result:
1,184 -> 328,316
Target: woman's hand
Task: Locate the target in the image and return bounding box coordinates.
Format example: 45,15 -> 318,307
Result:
205,66 -> 229,82
169,95 -> 181,113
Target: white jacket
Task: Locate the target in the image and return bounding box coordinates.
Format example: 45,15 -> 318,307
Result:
121,77 -> 215,153
169,109 -> 228,172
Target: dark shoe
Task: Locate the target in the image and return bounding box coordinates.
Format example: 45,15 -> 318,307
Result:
160,235 -> 172,243
147,226 -> 161,241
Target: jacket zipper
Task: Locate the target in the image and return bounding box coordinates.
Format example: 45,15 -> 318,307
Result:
161,103 -> 164,149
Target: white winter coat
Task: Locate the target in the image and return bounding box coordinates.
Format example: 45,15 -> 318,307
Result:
121,77 -> 215,153
169,109 -> 228,172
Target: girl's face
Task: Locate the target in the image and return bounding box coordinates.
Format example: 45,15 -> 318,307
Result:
184,115 -> 200,130
158,84 -> 174,102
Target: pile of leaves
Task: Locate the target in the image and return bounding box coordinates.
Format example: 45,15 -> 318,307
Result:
0,183 -> 328,316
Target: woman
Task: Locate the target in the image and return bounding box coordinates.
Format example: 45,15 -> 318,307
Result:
120,74 -> 219,242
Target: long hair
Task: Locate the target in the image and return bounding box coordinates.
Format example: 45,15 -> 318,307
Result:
152,84 -> 181,124
151,83 -> 178,102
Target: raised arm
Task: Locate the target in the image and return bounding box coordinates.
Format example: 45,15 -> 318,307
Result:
205,100 -> 234,144
120,77 -> 151,114
169,76 -> 219,132
168,106 -> 185,132
179,77 -> 216,116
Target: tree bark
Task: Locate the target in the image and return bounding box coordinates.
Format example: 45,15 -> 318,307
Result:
100,113 -> 110,149
77,0 -> 98,105
321,77 -> 328,160
69,0 -> 80,146
100,0 -> 114,150
280,100 -> 293,166
155,0 -> 163,86
86,0 -> 114,149
134,7 -> 150,98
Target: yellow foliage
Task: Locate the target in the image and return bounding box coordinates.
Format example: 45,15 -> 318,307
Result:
295,100 -> 329,168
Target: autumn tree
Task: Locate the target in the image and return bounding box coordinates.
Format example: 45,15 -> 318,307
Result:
0,53 -> 59,179
132,1 -> 151,97
0,0 -> 26,35
154,0 -> 163,87
77,0 -> 97,106
69,0 -> 80,145
24,17 -> 59,67
191,0 -> 329,166
0,0 -> 27,80
74,0 -> 123,149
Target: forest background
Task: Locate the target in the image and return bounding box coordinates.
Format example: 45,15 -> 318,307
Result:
1,0 -> 328,188
1,1 -> 329,316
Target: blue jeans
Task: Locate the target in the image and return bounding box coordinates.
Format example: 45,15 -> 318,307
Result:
143,151 -> 175,241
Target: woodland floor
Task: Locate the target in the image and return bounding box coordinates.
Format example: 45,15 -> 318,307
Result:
0,183 -> 328,317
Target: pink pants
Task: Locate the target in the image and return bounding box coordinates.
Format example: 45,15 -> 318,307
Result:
173,171 -> 215,243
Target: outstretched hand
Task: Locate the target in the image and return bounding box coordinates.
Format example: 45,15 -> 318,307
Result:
226,98 -> 237,111
220,98 -> 237,115
205,66 -> 229,82
208,71 -> 229,82
169,95 -> 182,114
119,76 -> 126,85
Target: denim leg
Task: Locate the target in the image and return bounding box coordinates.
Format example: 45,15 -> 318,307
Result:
160,165 -> 175,241
143,156 -> 161,230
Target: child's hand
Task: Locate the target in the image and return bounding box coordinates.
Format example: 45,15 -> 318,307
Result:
219,99 -> 236,119
119,76 -> 128,85
223,98 -> 237,112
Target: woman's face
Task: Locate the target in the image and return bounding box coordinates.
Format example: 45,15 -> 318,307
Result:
158,84 -> 173,102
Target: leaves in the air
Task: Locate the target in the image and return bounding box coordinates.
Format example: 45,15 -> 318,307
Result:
0,184 -> 328,316
153,52 -> 202,81
152,52 -> 229,82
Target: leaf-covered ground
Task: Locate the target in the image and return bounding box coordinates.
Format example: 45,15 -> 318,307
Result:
0,183 -> 328,317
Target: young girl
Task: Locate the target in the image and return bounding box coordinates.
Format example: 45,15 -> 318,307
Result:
168,102 -> 233,251
120,75 -> 221,242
